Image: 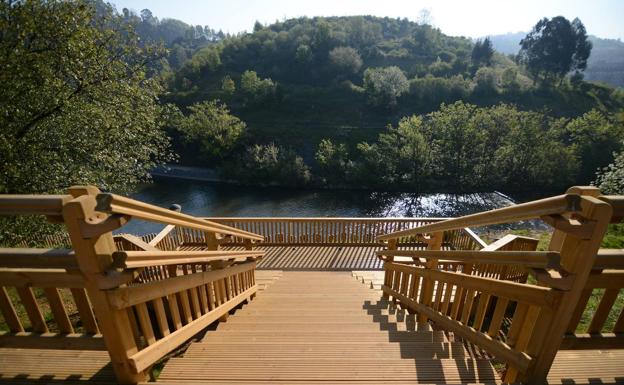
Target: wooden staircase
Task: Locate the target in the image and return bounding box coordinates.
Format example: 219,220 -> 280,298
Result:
155,271 -> 500,384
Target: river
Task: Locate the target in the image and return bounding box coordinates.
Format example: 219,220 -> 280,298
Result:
121,177 -> 548,235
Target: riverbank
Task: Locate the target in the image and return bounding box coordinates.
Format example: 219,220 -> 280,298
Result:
150,165 -> 223,182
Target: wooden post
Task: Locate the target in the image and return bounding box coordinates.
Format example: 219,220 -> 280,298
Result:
62,186 -> 146,384
382,239 -> 397,299
523,187 -> 612,385
418,232 -> 443,323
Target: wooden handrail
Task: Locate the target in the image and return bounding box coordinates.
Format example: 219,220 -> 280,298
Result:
148,224 -> 176,247
377,249 -> 560,269
111,249 -> 264,269
205,217 -> 450,222
376,194 -> 580,241
0,195 -> 71,216
463,227 -> 488,248
0,248 -> 77,269
598,195 -> 624,222
593,249 -> 624,270
96,193 -> 264,241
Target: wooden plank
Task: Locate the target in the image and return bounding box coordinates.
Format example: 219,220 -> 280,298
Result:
0,287 -> 24,332
135,302 -> 156,345
16,287 -> 48,333
0,195 -> 70,215
560,333 -> 624,349
382,285 -> 531,372
129,285 -> 258,373
0,248 -> 78,269
43,287 -> 74,334
153,297 -> 170,337
0,268 -> 85,288
112,250 -> 263,269
388,262 -> 555,307
587,289 -> 619,333
487,297 -> 509,338
107,262 -> 255,308
70,288 -> 99,334
0,332 -> 106,350
377,249 -> 559,269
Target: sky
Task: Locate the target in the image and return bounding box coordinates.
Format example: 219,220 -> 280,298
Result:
111,0 -> 624,40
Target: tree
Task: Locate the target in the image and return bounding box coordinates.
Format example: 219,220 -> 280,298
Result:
595,145 -> 624,194
473,67 -> 499,95
0,0 -> 172,195
519,16 -> 592,84
328,46 -> 363,75
176,101 -> 246,160
471,37 -> 494,67
221,75 -> 236,95
562,110 -> 623,183
240,70 -> 276,104
234,144 -> 311,187
363,66 -> 409,108
315,139 -> 351,185
355,116 -> 431,187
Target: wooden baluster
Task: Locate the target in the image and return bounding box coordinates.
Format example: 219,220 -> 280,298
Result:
44,288 -> 74,334
16,287 -> 48,333
0,287 -> 24,332
382,239 -> 397,299
418,232 -> 443,323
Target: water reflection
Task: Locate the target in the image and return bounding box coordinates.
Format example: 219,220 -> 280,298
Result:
121,178 -> 548,235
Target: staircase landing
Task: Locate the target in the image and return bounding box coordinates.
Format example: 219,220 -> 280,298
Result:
155,271 -> 500,384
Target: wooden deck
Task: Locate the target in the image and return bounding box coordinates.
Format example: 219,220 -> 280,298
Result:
155,271 -> 501,384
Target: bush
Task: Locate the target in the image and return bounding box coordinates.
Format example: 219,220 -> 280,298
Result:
233,144 -> 311,187
328,46 -> 363,75
363,66 -> 409,108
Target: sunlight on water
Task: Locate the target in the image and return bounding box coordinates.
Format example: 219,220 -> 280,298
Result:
121,179 -> 548,235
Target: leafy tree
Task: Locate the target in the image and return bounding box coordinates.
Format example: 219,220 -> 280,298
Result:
355,116 -> 431,187
236,144 -> 311,187
295,44 -> 312,64
176,101 -> 246,160
501,67 -> 520,93
328,46 -> 363,75
473,67 -> 499,95
519,16 -> 592,84
562,110 -> 623,183
595,144 -> 624,194
0,0 -> 172,195
240,70 -> 276,104
315,139 -> 351,185
363,66 -> 409,108
221,75 -> 236,95
471,37 -> 494,67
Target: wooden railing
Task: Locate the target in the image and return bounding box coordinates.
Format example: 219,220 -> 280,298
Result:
0,186 -> 264,384
377,186 -> 622,384
182,217 -> 486,250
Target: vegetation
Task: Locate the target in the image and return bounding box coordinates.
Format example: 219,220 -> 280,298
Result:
0,0 -> 173,244
159,14 -> 623,189
519,16 -> 592,84
2,3 -> 624,196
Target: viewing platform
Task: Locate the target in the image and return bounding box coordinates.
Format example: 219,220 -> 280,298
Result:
0,186 -> 622,384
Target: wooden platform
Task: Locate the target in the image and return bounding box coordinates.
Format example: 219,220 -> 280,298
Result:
156,271 -> 501,384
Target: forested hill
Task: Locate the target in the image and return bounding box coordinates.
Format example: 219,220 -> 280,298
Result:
163,16 -> 622,155
488,33 -> 624,88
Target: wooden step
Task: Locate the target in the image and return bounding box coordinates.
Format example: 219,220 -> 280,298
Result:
185,342 -> 472,359
157,358 -> 500,383
156,271 -> 499,384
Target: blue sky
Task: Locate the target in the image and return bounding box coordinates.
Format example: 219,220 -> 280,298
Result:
111,0 -> 624,40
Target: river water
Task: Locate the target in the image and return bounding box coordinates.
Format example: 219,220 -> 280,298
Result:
121,178 -> 548,235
